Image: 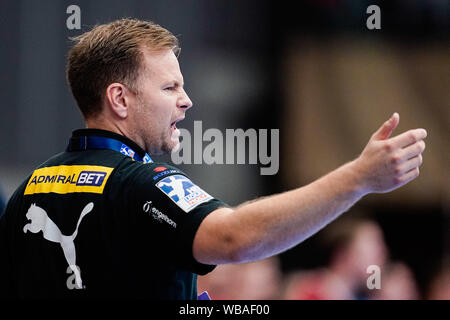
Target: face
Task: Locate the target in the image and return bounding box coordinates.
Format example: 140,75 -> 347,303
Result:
347,222 -> 388,279
130,49 -> 192,155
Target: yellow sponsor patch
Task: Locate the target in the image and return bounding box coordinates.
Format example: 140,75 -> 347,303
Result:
24,165 -> 114,195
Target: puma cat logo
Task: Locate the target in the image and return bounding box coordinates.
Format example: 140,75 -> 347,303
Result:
23,202 -> 94,289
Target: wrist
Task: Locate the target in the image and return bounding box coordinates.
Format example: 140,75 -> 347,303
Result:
341,159 -> 371,198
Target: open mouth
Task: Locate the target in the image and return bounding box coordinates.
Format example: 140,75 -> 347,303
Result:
170,118 -> 184,140
170,118 -> 184,129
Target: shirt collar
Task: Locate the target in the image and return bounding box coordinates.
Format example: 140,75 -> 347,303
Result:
70,128 -> 148,159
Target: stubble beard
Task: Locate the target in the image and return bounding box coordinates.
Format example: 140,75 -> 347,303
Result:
134,95 -> 180,156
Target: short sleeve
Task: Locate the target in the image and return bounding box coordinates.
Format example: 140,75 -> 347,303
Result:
128,163 -> 229,275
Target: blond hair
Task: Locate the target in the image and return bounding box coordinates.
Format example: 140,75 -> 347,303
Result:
66,18 -> 179,118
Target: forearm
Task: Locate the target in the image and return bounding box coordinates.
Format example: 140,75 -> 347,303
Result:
194,114 -> 427,265
227,160 -> 366,263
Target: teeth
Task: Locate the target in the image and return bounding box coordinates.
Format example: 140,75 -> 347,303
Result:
171,118 -> 183,127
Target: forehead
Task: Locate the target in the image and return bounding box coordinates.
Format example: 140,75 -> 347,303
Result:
140,49 -> 183,82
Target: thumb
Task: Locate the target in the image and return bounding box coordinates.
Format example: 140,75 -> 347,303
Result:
372,112 -> 400,141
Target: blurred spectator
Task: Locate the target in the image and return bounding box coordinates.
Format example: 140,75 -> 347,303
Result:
371,261 -> 420,300
198,256 -> 282,300
282,217 -> 389,300
426,264 -> 450,300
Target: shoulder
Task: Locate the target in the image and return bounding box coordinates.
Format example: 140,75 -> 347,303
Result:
121,162 -> 188,185
107,160 -> 189,195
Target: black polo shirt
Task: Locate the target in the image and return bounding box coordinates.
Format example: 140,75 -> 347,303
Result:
0,129 -> 227,299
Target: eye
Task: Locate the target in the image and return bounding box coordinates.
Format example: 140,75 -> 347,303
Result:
164,86 -> 175,91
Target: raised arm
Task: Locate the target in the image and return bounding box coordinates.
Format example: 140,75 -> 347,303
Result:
193,113 -> 427,265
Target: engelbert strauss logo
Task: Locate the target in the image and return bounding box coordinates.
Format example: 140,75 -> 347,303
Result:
156,175 -> 212,212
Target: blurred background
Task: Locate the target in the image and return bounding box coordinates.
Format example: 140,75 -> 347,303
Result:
0,0 -> 448,299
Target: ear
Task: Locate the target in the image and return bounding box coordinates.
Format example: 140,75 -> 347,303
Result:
105,83 -> 132,119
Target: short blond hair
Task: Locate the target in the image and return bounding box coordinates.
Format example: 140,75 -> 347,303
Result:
66,18 -> 179,118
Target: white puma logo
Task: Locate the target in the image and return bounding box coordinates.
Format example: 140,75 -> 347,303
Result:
23,202 -> 94,289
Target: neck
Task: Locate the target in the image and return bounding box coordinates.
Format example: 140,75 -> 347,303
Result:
85,116 -> 146,152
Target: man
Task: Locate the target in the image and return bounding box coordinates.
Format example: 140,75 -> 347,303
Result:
0,18 -> 427,299
0,185 -> 6,216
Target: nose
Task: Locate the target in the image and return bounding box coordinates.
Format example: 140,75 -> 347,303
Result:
178,88 -> 193,111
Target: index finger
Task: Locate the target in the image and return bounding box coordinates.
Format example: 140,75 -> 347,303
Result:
390,129 -> 427,149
